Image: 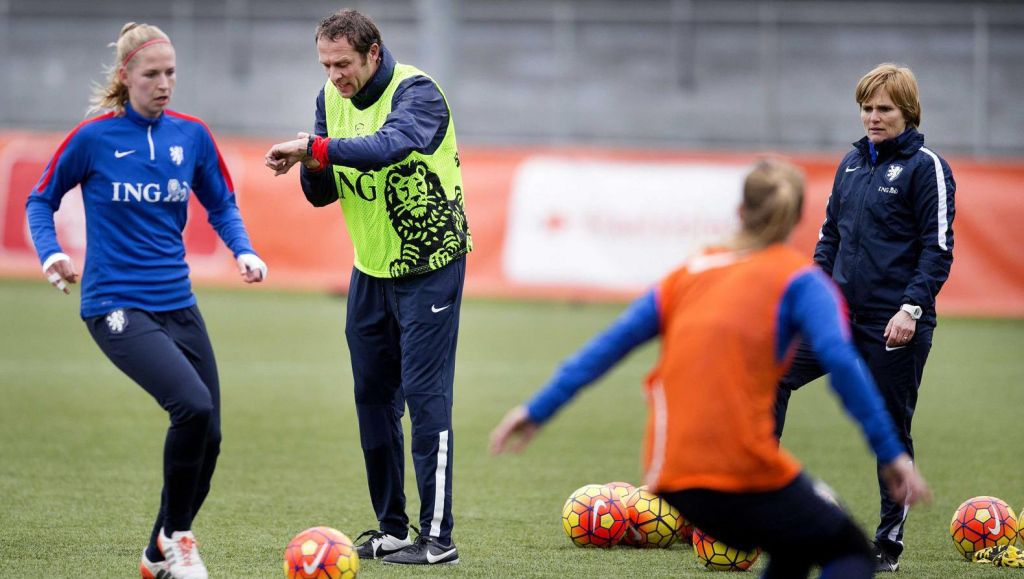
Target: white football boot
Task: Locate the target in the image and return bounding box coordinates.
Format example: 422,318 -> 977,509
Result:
139,548 -> 171,579
157,529 -> 208,579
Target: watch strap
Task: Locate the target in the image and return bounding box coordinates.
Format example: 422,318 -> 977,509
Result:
900,304 -> 922,320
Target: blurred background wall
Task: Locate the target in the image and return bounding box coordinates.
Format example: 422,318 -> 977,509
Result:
2,0 -> 1023,156
2,0 -> 1022,314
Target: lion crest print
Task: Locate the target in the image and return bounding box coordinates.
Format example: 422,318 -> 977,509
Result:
383,160 -> 469,277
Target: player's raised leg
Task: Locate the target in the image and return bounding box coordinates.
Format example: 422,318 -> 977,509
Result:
86,309 -> 214,579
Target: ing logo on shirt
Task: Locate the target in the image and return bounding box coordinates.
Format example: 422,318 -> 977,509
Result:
111,179 -> 191,203
165,179 -> 190,202
383,160 -> 469,276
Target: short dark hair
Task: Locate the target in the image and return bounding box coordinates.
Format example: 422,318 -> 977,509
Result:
315,9 -> 382,55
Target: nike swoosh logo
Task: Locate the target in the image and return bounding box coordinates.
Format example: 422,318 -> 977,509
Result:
591,499 -> 607,533
115,150 -> 136,158
885,345 -> 907,352
431,304 -> 451,313
302,543 -> 329,575
426,547 -> 457,564
989,513 -> 1002,536
845,166 -> 860,172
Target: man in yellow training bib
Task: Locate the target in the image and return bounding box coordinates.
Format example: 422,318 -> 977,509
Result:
265,9 -> 470,566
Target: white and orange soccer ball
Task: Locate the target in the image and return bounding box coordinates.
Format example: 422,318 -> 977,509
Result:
693,527 -> 761,571
283,526 -> 359,579
562,483 -> 630,547
949,496 -> 1018,560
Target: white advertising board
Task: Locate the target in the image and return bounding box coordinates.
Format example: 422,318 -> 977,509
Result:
503,156 -> 748,290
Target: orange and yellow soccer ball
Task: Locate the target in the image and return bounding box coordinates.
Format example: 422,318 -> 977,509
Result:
676,516 -> 695,545
693,527 -> 761,571
604,481 -> 636,507
621,487 -> 681,548
603,481 -> 636,544
562,483 -> 629,547
284,526 -> 359,579
949,496 -> 1019,560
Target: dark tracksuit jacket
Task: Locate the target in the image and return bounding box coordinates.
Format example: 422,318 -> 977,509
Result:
815,127 -> 955,324
778,126 -> 955,556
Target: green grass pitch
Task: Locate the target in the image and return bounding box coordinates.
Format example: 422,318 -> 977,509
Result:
1,278 -> 1021,577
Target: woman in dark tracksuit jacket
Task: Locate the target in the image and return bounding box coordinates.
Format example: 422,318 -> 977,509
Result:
772,63 -> 954,573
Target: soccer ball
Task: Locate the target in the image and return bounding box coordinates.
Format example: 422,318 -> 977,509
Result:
604,481 -> 636,506
562,484 -> 629,547
676,516 -> 695,545
693,527 -> 761,571
621,487 -> 681,548
284,526 -> 359,579
949,496 -> 1019,559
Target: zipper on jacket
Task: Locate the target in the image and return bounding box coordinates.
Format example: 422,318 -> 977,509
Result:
147,125 -> 155,160
849,164 -> 876,309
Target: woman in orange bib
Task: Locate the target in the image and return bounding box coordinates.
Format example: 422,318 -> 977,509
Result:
491,160 -> 930,579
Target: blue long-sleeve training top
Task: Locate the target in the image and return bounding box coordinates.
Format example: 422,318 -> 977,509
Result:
26,102 -> 256,318
524,267 -> 904,464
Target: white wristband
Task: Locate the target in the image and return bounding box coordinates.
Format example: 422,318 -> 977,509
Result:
237,252 -> 268,280
42,252 -> 71,273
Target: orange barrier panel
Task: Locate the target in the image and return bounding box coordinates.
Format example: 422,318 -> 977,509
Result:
1,132 -> 1021,317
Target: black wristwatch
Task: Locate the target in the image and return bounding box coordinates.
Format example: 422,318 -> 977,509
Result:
305,134 -> 315,158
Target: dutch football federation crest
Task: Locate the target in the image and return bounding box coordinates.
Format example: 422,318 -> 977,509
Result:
169,145 -> 184,166
885,164 -> 903,182
105,309 -> 128,334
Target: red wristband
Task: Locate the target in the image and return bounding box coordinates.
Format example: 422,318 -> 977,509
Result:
312,136 -> 331,169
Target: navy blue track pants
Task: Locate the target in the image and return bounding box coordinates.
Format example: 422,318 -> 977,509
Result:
346,258 -> 464,542
86,305 -> 221,549
663,473 -> 875,578
774,317 -> 933,557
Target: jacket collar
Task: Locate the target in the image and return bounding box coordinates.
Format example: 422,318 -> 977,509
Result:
351,44 -> 396,110
854,127 -> 924,165
123,101 -> 164,127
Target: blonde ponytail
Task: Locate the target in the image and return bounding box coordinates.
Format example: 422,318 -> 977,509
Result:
730,160 -> 805,250
88,22 -> 170,117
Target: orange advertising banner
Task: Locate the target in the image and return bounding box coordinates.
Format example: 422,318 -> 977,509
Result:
1,132 -> 1021,317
